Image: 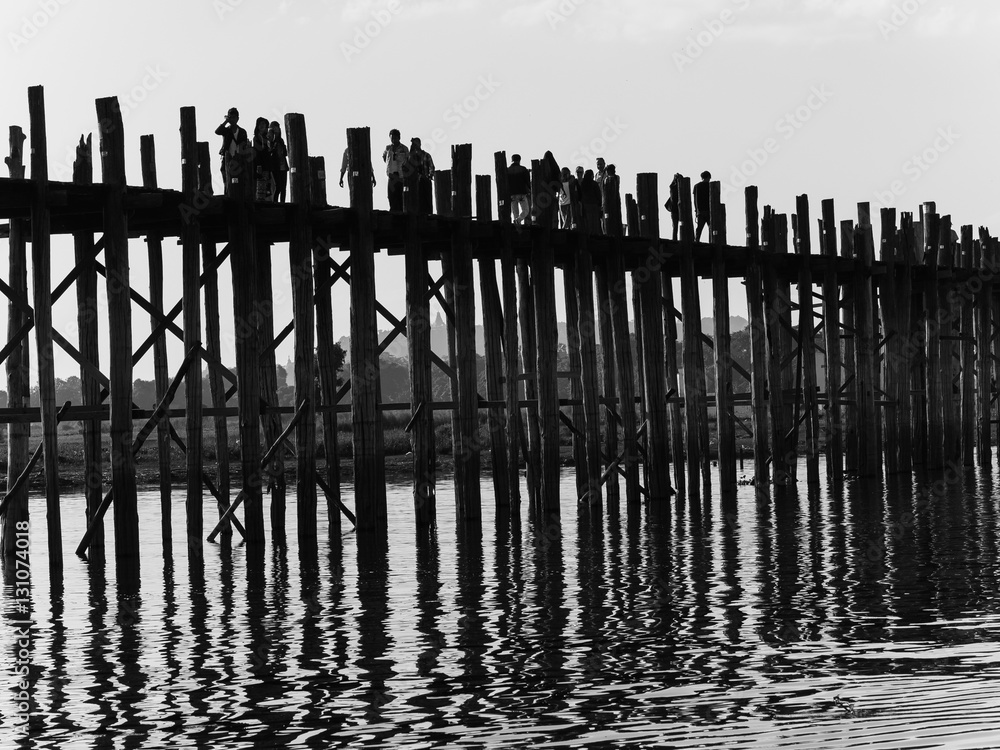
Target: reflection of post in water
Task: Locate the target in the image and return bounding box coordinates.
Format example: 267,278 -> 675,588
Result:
45,575 -> 73,736
187,540 -> 214,734
356,533 -> 394,716
529,508 -> 568,706
455,524 -> 488,723
845,477 -> 889,643
159,556 -> 183,732
85,560 -> 115,735
116,591 -> 151,748
414,522 -> 443,688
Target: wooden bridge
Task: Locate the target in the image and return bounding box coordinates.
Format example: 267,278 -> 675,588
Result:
0,86 -> 993,574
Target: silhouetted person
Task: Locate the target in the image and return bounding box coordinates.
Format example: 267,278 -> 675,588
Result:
407,137 -> 435,214
339,147 -> 376,191
267,121 -> 288,203
579,169 -> 602,234
215,107 -> 248,195
694,170 -> 711,241
601,164 -> 622,235
252,117 -> 271,201
382,128 -> 408,212
665,172 -> 681,240
507,154 -> 530,225
535,150 -> 561,227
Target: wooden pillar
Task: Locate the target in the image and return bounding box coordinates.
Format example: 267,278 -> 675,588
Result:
347,127 -> 387,532
960,225 -> 976,466
573,226 -> 602,508
678,175 -> 711,491
197,141 -> 231,531
227,112 -> 265,545
938,216 -> 959,465
476,175 -> 511,508
900,212 -> 918,472
710,182 -> 735,488
820,199 -> 843,480
855,215 -> 879,476
404,153 -> 434,523
28,87 -> 62,567
923,209 -> 943,470
877,209 -> 900,475
178,106 -> 204,548
604,184 -> 640,509
761,207 -> 788,484
2,126 -> 31,560
628,207 -> 648,495
636,173 -> 672,503
285,113 -> 318,540
744,187 -> 769,486
976,227 -> 993,466
660,248 -> 686,495
594,257 -> 619,506
841,219 -> 859,472
492,151 -> 522,507
95,95 -> 138,565
530,158 -> 561,513
793,196 -> 820,486
450,145 -> 482,520
140,134 -> 173,543
255,242 -> 286,535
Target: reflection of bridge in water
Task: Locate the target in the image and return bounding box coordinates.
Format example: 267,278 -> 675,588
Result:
0,85 -> 993,579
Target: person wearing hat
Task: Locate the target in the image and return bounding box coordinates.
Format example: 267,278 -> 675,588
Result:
694,170 -> 712,241
215,107 -> 248,195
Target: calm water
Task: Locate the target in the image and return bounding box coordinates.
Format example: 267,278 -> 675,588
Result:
4,460 -> 1000,748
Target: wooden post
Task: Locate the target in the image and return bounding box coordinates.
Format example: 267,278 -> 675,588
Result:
564,250 -> 588,500
976,227 -> 993,466
179,106 -> 203,548
2,126 -> 31,560
140,134 -> 173,544
793,196 -> 820,486
197,141 -> 231,532
761,207 -> 789,485
594,256 -> 619,506
660,250 -> 686,495
28,87 -> 62,568
530,157 -> 562,513
855,214 -> 879,476
96,94 -> 138,563
923,209 -> 943,470
636,173 -> 672,503
744,187 -> 769,486
575,222 -> 603,507
255,241 -> 286,534
603,177 -> 640,509
900,212 -> 918,472
404,155 -> 434,523
841,219 -> 859,472
347,127 -> 387,532
492,151 -> 522,507
938,216 -> 959,465
877,209 -> 900,475
451,145 -> 482,520
518,246 -> 542,508
226,110 -> 265,545
476,176 -> 511,508
628,207 -> 648,495
286,113 -> 318,540
960,225 -> 975,467
678,175 -> 711,491
820,200 -> 843,480
710,182 -> 735,488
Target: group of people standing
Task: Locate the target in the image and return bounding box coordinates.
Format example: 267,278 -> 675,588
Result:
508,153 -> 620,233
375,129 -> 436,214
215,107 -> 289,202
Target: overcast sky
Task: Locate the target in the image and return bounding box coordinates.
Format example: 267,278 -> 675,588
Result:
3,0 -> 998,380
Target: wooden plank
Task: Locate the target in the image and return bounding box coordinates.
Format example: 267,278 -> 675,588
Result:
286,113 -> 318,540
476,175 -> 511,508
711,182 -> 735,488
140,134 -> 173,544
820,199 -> 842,479
451,145 -> 482,519
347,127 -> 387,532
28,86 -> 63,566
96,94 -> 138,563
636,173 -> 672,503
